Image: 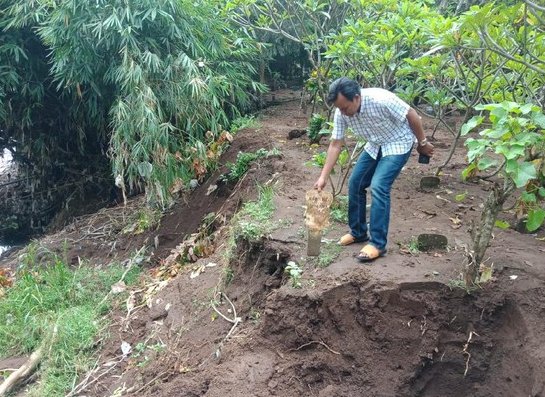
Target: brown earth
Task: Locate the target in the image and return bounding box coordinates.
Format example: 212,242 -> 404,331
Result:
1,89 -> 545,397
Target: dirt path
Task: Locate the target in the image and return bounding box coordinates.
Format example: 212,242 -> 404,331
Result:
2,90 -> 545,396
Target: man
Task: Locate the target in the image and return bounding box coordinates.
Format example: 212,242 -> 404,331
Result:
314,77 -> 434,262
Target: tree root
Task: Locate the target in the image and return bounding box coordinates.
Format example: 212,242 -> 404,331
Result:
290,340 -> 341,355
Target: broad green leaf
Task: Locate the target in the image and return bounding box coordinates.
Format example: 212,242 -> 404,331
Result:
501,101 -> 520,112
505,159 -> 518,174
495,143 -> 525,160
516,131 -> 541,146
507,161 -> 537,188
519,103 -> 535,115
477,157 -> 497,171
532,112 -> 545,129
521,191 -> 537,203
461,116 -> 483,136
466,138 -> 488,162
483,124 -> 510,139
494,220 -> 510,229
489,106 -> 507,122
475,103 -> 497,111
337,149 -> 350,167
539,187 -> 545,198
526,209 -> 545,232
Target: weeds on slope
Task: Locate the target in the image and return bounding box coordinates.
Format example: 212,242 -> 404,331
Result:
0,245 -> 142,396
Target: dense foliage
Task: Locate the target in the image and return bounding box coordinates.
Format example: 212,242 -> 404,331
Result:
0,0 -> 264,237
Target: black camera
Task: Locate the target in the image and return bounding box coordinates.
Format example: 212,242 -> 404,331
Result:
418,153 -> 430,164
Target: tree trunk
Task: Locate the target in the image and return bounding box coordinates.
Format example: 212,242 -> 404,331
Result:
464,178 -> 515,285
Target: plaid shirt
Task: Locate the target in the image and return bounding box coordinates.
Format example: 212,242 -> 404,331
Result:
331,88 -> 415,159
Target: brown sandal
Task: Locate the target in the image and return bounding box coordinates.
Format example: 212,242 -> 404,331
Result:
338,234 -> 369,246
356,244 -> 386,262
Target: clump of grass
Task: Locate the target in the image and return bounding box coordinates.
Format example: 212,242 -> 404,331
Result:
230,115 -> 260,133
132,341 -> 166,368
232,185 -> 275,242
122,207 -> 162,235
221,148 -> 281,183
447,278 -> 479,294
0,253 -> 140,396
398,236 -> 421,254
223,184 -> 277,275
222,266 -> 235,286
304,239 -> 343,268
316,242 -> 343,268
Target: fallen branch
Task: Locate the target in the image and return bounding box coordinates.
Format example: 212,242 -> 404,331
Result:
65,355 -> 125,397
0,347 -> 43,396
290,340 -> 341,355
0,325 -> 58,396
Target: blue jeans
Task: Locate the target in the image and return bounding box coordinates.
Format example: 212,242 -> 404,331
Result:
348,148 -> 411,251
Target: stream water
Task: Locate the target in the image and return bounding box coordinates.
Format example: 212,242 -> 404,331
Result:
1,148 -> 13,256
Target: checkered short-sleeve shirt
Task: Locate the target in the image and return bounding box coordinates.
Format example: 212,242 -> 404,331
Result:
331,88 -> 416,159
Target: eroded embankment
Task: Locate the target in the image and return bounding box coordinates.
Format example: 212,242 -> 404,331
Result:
162,237 -> 545,397
254,277 -> 544,397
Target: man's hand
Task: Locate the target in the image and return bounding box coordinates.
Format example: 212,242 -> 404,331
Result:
313,139 -> 344,192
314,176 -> 327,191
417,141 -> 434,157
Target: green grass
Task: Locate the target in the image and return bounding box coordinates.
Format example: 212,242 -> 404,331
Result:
232,185 -> 275,242
316,242 -> 343,268
221,148 -> 281,183
305,240 -> 343,268
230,115 -> 261,133
222,265 -> 235,286
447,278 -> 479,294
330,195 -> 349,224
223,184 -> 277,272
397,236 -> 421,254
122,207 -> 162,235
0,254 -> 140,396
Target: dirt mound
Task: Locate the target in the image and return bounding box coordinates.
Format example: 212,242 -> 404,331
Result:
257,278 -> 544,397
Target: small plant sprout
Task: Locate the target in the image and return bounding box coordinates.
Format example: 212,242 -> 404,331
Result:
397,237 -> 421,255
307,113 -> 329,144
285,261 -> 303,288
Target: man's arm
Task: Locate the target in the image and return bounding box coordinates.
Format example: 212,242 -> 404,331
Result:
314,138 -> 345,191
407,108 -> 434,157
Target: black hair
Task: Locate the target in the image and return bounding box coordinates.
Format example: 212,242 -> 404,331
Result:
327,77 -> 361,105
